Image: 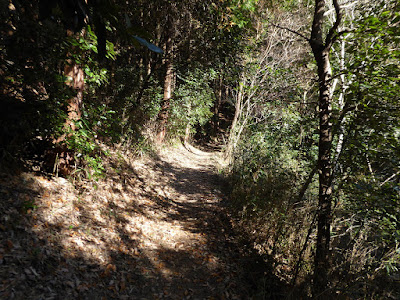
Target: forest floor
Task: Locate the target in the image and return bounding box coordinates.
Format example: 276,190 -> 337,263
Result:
0,143 -> 267,299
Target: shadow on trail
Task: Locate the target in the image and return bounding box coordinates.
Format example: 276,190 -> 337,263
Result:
0,146 -> 288,299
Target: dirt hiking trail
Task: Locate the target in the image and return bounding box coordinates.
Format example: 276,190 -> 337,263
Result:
0,143 -> 259,299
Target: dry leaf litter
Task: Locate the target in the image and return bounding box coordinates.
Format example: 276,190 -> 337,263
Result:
0,143 -> 256,299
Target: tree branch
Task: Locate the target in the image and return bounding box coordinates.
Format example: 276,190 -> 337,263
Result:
324,1 -> 359,16
380,169 -> 400,187
295,163 -> 318,205
290,210 -> 318,288
336,104 -> 357,125
270,23 -> 310,42
326,0 -> 342,49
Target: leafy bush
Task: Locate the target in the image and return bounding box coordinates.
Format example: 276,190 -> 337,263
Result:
168,68 -> 215,139
229,103 -> 311,212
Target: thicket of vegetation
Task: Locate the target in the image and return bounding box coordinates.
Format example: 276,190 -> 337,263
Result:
227,0 -> 400,298
1,0 -> 399,298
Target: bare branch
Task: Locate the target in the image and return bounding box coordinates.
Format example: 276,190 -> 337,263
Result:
270,23 -> 310,42
337,28 -> 353,39
324,1 -> 359,16
295,164 -> 318,204
380,169 -> 400,187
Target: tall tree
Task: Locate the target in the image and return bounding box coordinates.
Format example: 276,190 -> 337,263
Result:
309,0 -> 343,296
156,15 -> 175,144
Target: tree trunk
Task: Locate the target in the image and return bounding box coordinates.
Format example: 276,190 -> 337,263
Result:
56,29 -> 85,139
64,61 -> 84,130
332,36 -> 351,179
156,57 -> 173,144
50,31 -> 85,175
309,0 -> 342,296
156,22 -> 174,144
313,48 -> 333,297
225,80 -> 244,160
213,75 -> 223,138
184,122 -> 191,144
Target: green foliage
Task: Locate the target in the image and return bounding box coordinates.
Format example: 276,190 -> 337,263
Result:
139,79 -> 164,120
4,0 -> 400,297
226,0 -> 259,28
344,179 -> 400,242
229,103 -> 311,213
324,1 -> 400,295
336,0 -> 400,241
65,25 -> 116,89
168,68 -> 215,137
82,155 -> 106,180
84,66 -> 108,86
64,100 -> 119,180
21,198 -> 38,213
58,24 -> 120,179
225,1 -> 399,296
227,100 -> 318,296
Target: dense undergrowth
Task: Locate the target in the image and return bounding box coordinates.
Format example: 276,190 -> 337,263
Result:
228,134 -> 399,298
226,102 -> 400,297
224,1 -> 400,298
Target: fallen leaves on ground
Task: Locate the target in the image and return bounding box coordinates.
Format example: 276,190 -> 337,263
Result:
0,144 -> 252,299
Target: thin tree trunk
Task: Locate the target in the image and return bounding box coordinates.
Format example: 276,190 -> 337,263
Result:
136,58 -> 159,105
64,61 -> 84,130
332,36 -> 351,181
313,48 -> 333,296
54,30 -> 85,143
213,75 -> 223,138
50,30 -> 85,175
156,58 -> 173,144
156,22 -> 174,144
184,122 -> 191,144
62,29 -> 85,134
309,0 -> 342,296
225,80 -> 244,160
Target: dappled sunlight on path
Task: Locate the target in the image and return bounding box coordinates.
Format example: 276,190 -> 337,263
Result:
0,143 -> 250,299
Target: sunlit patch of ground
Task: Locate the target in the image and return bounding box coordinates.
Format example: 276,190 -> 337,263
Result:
0,143 -> 250,299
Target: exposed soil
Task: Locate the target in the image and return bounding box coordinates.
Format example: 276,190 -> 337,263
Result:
0,143 -> 261,299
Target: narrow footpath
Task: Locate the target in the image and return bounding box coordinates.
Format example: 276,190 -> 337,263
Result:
0,144 -> 257,299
